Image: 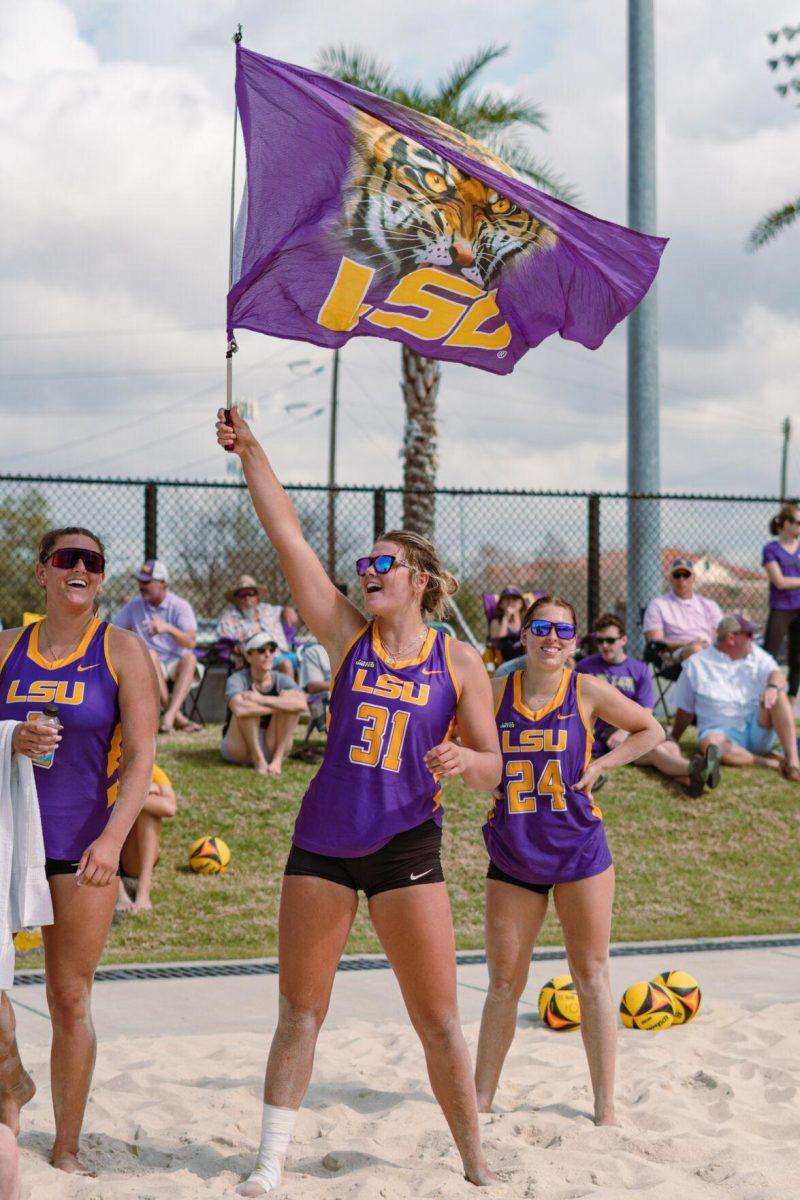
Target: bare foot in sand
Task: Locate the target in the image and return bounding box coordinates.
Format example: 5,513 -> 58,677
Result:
50,1148 -> 95,1175
464,1161 -> 500,1186
0,1071 -> 35,1137
594,1107 -> 618,1126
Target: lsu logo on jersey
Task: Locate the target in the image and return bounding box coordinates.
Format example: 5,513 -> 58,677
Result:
5,679 -> 85,706
502,728 -> 567,754
352,669 -> 430,707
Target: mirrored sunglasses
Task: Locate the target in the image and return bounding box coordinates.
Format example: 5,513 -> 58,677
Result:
47,547 -> 105,574
355,554 -> 410,576
526,618 -> 577,640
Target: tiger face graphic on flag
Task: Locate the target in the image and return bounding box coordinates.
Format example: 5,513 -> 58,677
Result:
335,110 -> 557,289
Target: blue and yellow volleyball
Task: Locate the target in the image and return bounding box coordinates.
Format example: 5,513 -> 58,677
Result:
188,836 -> 231,874
538,975 -> 581,1030
620,980 -> 674,1030
652,970 -> 702,1025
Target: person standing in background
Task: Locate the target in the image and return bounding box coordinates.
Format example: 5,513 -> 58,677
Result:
762,503 -> 800,706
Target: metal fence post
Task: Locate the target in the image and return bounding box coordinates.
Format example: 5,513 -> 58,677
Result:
587,493 -> 600,631
373,487 -> 386,541
144,482 -> 158,561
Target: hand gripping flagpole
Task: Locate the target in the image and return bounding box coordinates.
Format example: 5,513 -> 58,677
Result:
224,24 -> 243,449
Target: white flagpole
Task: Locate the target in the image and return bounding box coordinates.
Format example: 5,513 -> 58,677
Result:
225,24 -> 243,434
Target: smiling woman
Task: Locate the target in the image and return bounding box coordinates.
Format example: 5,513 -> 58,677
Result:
0,526 -> 159,1174
215,406 -> 502,1194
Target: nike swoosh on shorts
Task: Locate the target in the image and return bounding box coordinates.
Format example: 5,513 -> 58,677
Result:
410,869 -> 433,881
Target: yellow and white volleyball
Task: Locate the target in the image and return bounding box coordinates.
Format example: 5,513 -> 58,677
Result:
619,980 -> 674,1030
538,975 -> 581,1030
13,928 -> 43,954
188,836 -> 231,874
652,970 -> 702,1025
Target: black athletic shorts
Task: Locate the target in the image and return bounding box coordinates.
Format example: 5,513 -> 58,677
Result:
285,819 -> 444,899
45,857 -> 121,878
487,860 -> 553,895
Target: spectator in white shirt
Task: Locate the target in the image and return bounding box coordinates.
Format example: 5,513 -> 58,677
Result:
669,613 -> 800,782
643,557 -> 722,665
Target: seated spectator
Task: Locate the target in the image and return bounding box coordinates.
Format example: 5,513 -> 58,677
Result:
222,632 -> 307,776
116,764 -> 177,915
489,586 -> 526,662
216,574 -> 298,677
576,613 -> 720,797
298,640 -> 331,721
643,557 -> 722,665
670,613 -> 800,782
113,560 -> 201,733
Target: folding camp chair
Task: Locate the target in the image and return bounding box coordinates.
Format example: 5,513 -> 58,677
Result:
643,640 -> 682,720
182,637 -> 238,726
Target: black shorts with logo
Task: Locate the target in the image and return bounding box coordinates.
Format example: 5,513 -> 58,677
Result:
285,819 -> 444,899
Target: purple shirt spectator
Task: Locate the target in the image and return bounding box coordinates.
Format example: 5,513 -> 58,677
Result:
762,540 -> 800,612
642,591 -> 722,647
576,652 -> 654,755
114,592 -> 197,663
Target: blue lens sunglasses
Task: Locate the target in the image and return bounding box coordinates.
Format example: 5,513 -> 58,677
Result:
356,554 -> 411,577
526,618 -> 577,640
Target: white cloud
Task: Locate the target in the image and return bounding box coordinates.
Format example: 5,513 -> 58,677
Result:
0,0 -> 797,501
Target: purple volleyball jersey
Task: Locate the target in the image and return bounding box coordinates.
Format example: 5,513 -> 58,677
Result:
483,668 -> 612,885
293,624 -> 459,856
0,619 -> 121,860
763,540 -> 800,611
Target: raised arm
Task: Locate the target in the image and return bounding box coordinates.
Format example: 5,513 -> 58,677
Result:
217,407 -> 365,666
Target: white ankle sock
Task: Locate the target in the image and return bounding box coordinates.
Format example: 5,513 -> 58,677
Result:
238,1104 -> 297,1194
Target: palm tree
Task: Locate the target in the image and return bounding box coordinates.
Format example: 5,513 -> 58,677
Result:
748,24 -> 799,251
319,44 -> 575,536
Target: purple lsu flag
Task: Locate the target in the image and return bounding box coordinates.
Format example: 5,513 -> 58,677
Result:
229,47 -> 667,377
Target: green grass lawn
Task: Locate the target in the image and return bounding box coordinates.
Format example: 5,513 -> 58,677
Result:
15,725 -> 800,970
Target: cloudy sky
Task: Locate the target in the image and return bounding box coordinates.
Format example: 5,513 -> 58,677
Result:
1,1 -> 797,496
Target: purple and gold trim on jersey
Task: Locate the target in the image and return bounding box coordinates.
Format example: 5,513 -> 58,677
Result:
0,618 -> 121,860
483,668 -> 612,885
293,623 -> 459,857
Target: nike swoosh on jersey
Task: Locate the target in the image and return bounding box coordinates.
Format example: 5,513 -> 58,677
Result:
77,664 -> 100,673
557,712 -> 576,719
410,869 -> 433,881
422,669 -> 443,675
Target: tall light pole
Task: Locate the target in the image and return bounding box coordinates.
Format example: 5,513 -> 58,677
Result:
327,348 -> 340,577
627,0 -> 661,652
780,416 -> 791,500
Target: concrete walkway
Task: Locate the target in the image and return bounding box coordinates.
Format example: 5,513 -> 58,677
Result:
10,934 -> 800,1044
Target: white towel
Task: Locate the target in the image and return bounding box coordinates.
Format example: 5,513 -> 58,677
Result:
0,720 -> 53,989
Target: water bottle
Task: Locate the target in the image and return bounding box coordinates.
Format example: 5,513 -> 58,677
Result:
31,702 -> 60,769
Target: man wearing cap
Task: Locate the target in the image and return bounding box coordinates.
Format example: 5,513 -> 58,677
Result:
216,575 -> 298,677
221,632 -> 307,776
113,560 -> 201,733
643,558 -> 723,664
669,613 -> 800,783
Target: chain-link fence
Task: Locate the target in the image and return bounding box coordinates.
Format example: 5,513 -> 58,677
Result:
0,474 -> 786,651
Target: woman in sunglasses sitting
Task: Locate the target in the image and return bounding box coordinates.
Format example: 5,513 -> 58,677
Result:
474,595 -> 664,1126
0,527 -> 158,1173
216,408 -> 501,1194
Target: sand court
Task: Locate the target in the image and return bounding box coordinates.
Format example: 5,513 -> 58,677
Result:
9,937 -> 800,1198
